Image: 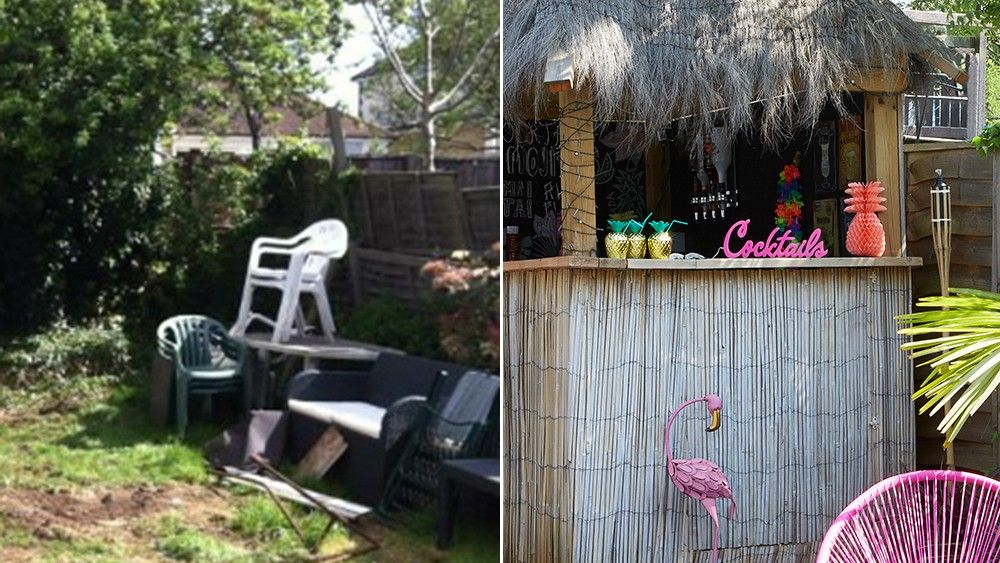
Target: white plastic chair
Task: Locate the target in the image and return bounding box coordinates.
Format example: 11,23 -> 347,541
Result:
233,219 -> 348,343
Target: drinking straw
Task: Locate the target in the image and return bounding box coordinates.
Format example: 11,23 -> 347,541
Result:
666,220 -> 688,232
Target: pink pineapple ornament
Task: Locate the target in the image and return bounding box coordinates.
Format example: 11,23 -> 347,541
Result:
665,394 -> 737,563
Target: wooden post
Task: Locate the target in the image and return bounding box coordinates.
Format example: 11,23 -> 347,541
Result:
558,87 -> 597,256
992,152 -> 1000,294
865,93 -> 904,257
966,32 -> 987,141
993,152 -> 1000,471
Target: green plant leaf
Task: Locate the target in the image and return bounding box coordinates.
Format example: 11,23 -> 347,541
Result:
897,288 -> 1000,445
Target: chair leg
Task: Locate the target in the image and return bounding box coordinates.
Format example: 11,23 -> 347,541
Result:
313,286 -> 337,341
175,374 -> 189,439
234,279 -> 256,336
295,305 -> 308,337
241,371 -> 252,419
436,476 -> 459,549
272,284 -> 299,343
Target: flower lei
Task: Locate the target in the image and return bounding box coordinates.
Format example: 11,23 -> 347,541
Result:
775,161 -> 804,241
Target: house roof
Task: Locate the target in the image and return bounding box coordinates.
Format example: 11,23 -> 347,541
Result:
504,0 -> 951,146
179,105 -> 380,139
351,63 -> 385,81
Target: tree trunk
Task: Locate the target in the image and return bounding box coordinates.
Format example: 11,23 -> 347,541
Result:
244,106 -> 262,152
423,114 -> 437,171
326,106 -> 354,228
325,106 -> 349,174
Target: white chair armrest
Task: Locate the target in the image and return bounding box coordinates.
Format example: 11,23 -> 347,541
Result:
299,239 -> 348,260
249,236 -> 311,267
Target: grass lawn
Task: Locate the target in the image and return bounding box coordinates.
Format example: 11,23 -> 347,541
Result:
0,379 -> 499,562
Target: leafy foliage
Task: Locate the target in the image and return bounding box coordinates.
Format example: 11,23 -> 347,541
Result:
0,1 -> 346,335
971,120 -> 1000,155
0,316 -> 131,388
339,297 -> 443,359
0,0 -> 201,330
909,0 -> 1000,48
189,0 -> 348,149
987,59 -> 1000,117
420,246 -> 500,372
138,140 -> 345,343
898,288 -> 1000,445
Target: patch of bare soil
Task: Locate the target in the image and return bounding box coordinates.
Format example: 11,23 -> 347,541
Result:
0,483 -> 234,561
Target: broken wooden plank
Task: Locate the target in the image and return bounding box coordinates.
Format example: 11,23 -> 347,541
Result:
220,466 -> 370,521
293,426 -> 348,481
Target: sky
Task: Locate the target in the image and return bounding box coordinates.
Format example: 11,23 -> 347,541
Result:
313,4 -> 381,116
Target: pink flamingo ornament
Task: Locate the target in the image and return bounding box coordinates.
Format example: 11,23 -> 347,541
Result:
665,394 -> 737,563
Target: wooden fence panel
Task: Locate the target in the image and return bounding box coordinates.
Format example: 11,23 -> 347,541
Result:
463,187 -> 502,249
437,157 -> 502,187
346,247 -> 428,306
904,142 -> 1000,474
350,155 -> 501,188
419,173 -> 467,251
352,172 -> 498,253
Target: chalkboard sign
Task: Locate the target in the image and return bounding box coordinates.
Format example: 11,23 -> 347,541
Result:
503,121 -> 561,258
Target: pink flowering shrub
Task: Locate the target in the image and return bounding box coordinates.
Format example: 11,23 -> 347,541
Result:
420,244 -> 500,373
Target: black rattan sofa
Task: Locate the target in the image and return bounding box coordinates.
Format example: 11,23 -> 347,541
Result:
285,354 -> 467,506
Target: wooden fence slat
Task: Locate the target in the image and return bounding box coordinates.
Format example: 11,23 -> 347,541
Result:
906,178 -> 994,211
908,235 -> 993,267
912,263 -> 992,295
906,206 -> 993,240
907,149 -> 993,184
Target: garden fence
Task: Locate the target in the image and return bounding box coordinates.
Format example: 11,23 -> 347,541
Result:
349,155 -> 501,188
904,141 -> 1000,474
348,171 -> 499,254
338,170 -> 499,307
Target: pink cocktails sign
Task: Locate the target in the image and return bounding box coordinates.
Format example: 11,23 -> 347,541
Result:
723,219 -> 828,259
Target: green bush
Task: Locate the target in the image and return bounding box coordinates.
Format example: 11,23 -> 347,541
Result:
0,316 -> 132,388
339,298 -> 443,360
420,248 -> 501,373
132,140 -> 350,350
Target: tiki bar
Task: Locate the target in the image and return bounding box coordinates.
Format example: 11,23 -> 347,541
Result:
502,1 -> 962,561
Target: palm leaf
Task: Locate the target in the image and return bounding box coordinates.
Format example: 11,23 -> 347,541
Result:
896,288 -> 1000,445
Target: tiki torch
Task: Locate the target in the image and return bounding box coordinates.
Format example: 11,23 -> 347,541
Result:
931,168 -> 954,469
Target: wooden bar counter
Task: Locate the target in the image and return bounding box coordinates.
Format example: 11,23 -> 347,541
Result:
503,257 -> 921,562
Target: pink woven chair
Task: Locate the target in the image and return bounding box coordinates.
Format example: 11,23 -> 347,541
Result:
817,470 -> 1000,562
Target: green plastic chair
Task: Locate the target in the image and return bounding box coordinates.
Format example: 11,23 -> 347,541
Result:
157,315 -> 250,437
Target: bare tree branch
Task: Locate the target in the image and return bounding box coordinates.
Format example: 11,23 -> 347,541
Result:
416,0 -> 439,36
417,0 -> 434,97
362,1 -> 424,103
430,72 -> 483,117
429,25 -> 499,113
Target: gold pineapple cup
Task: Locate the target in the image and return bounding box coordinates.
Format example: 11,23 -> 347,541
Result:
647,232 -> 672,259
626,234 -> 647,258
605,232 -> 629,259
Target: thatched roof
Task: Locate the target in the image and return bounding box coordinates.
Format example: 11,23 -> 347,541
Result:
504,0 -> 950,146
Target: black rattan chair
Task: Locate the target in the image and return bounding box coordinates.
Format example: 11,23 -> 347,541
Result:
378,370 -> 500,514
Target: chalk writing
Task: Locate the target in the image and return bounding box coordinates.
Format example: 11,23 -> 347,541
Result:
503,122 -> 561,258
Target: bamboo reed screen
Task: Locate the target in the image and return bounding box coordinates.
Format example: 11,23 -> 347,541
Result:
503,265 -> 914,562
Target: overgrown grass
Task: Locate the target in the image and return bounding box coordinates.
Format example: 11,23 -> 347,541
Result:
0,383 -> 211,489
156,516 -> 249,562
0,374 -> 499,561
